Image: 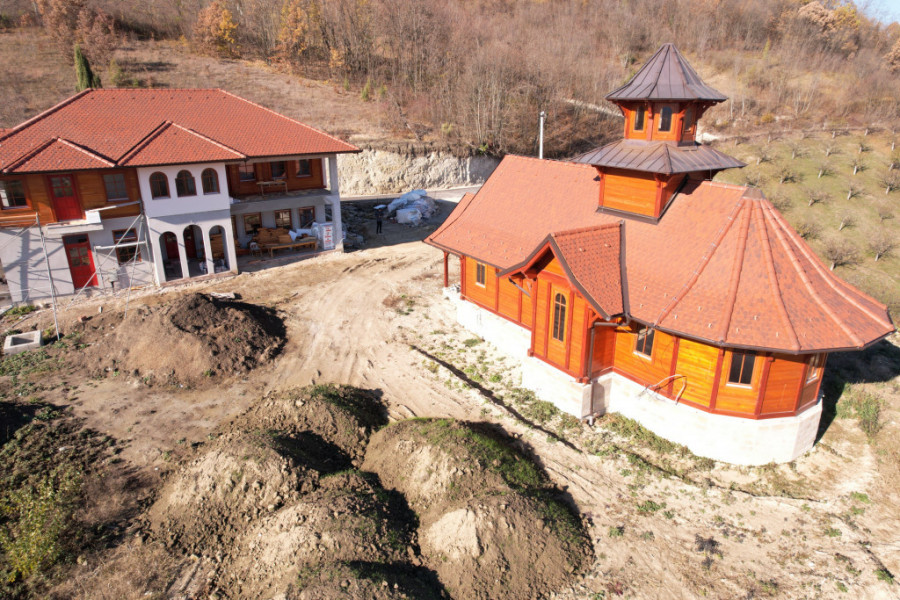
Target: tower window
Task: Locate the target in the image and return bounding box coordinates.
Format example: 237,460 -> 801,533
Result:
552,293 -> 567,342
634,325 -> 655,358
658,106 -> 673,132
634,106 -> 646,131
806,354 -> 824,383
682,107 -> 693,136
727,352 -> 756,386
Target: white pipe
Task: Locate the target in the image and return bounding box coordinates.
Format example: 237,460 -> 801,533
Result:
539,111 -> 546,159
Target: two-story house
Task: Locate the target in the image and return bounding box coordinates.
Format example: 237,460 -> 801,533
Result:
426,45 -> 895,465
0,89 -> 358,302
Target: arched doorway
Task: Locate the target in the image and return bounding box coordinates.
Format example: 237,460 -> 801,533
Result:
160,232 -> 182,281
209,225 -> 229,272
183,225 -> 206,276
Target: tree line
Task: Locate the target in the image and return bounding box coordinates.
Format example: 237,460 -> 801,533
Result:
3,0 -> 900,156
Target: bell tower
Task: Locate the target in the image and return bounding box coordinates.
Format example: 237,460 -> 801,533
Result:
575,44 -> 744,220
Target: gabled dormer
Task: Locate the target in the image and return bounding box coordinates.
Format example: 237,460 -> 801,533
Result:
574,44 -> 744,220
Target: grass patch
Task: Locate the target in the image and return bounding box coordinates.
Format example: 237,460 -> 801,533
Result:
0,350 -> 53,377
302,384 -> 388,431
4,306 -> 37,317
601,414 -> 688,456
836,389 -> 885,440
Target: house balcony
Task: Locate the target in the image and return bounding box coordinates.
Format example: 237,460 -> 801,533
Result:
229,185 -> 337,207
43,209 -> 105,238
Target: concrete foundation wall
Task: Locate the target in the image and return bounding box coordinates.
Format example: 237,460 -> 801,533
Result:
453,297 -> 822,465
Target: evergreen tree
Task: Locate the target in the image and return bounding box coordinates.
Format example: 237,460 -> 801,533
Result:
74,44 -> 101,91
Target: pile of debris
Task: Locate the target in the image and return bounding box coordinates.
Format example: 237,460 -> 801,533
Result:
382,189 -> 437,226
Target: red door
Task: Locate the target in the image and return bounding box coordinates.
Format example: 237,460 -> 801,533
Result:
49,175 -> 83,221
184,227 -> 197,259
163,233 -> 180,260
63,235 -> 97,289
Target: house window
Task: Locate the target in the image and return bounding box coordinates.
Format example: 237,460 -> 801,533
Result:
296,159 -> 311,177
0,179 -> 27,209
475,262 -> 486,287
658,106 -> 673,132
298,206 -> 315,228
175,170 -> 196,197
727,352 -> 756,386
112,228 -> 141,265
270,162 -> 286,180
238,163 -> 256,182
103,173 -> 128,202
201,168 -> 219,194
552,293 -> 567,342
50,176 -> 74,198
149,172 -> 169,199
634,106 -> 646,131
807,354 -> 824,383
243,213 -> 262,236
682,108 -> 693,136
274,209 -> 293,229
634,325 -> 655,358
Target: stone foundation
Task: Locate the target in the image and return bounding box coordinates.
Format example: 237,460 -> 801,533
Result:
449,294 -> 822,465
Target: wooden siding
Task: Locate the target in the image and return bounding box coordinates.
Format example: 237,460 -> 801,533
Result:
714,350 -> 760,415
659,173 -> 685,213
498,274 -> 521,322
591,325 -> 617,374
521,282 -> 534,328
674,337 -> 719,408
614,324 -> 676,389
601,168 -> 657,217
462,256 -> 498,311
0,175 -> 53,226
75,171 -> 141,219
533,278 -> 549,360
227,159 -> 324,196
568,295 -> 587,374
760,354 -> 806,415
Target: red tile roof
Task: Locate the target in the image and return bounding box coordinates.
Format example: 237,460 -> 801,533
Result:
118,121 -> 245,166
426,155 -> 894,353
0,89 -> 358,172
5,137 -> 115,173
502,224 -> 625,319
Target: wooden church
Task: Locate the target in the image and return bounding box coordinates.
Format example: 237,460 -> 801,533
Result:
426,44 -> 894,465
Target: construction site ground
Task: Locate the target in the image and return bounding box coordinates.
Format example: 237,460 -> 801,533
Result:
2,191 -> 899,599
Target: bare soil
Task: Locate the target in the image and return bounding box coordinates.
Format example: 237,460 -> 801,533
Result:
59,292 -> 286,386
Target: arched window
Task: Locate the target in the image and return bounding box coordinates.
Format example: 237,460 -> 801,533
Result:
552,293 -> 567,342
201,168 -> 219,194
658,106 -> 673,132
149,172 -> 169,199
175,170 -> 197,197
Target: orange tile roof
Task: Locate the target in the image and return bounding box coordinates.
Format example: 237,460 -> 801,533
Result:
119,121 -> 245,166
0,89 -> 358,172
501,224 -> 625,319
5,137 -> 115,173
426,155 -> 894,353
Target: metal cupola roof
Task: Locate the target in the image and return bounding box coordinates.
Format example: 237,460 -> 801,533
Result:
606,43 -> 728,103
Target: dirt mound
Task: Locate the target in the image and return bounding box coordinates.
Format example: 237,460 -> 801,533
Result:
66,293 -> 285,384
221,471 -> 420,598
293,561 -> 448,600
147,385 -> 443,599
364,418 -> 592,600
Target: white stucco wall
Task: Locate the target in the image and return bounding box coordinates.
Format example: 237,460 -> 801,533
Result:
146,209 -> 237,284
451,295 -> 823,465
138,164 -> 231,218
0,227 -> 73,303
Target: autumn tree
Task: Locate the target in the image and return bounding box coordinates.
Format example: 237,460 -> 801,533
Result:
194,0 -> 239,58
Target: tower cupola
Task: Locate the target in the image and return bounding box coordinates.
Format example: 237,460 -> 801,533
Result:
574,44 -> 744,220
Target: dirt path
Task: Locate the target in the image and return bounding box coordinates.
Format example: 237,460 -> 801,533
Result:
11,196 -> 898,599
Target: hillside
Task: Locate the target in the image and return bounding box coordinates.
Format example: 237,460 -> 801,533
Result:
714,128 -> 900,314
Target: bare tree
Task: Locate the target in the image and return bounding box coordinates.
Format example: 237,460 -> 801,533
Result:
756,145 -> 774,165
846,181 -> 864,200
786,139 -> 807,160
880,170 -> 900,194
822,237 -> 861,270
817,160 -> 833,178
850,156 -> 866,175
876,202 -> 894,222
890,150 -> 900,170
768,192 -> 792,213
837,209 -> 856,231
744,169 -> 765,187
857,138 -> 871,154
797,220 -> 822,240
823,141 -> 839,157
778,165 -> 799,184
806,187 -> 830,206
868,229 -> 897,261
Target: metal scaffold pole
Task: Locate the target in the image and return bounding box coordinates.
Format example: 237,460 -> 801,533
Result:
34,214 -> 60,341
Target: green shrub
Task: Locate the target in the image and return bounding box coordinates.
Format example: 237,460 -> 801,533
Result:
0,465 -> 81,582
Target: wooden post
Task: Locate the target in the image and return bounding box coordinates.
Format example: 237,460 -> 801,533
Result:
667,337 -> 681,397
709,348 -> 725,411
442,251 -> 448,288
755,354 -> 773,417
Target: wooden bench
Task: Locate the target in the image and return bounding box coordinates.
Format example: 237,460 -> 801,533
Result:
262,238 -> 317,258
257,180 -> 288,196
